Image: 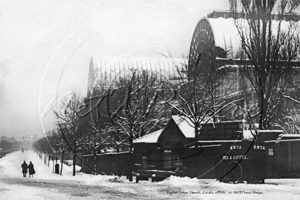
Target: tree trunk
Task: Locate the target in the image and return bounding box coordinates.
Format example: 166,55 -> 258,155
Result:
73,151 -> 76,176
258,89 -> 265,130
73,140 -> 76,176
129,136 -> 133,153
94,150 -> 97,175
194,122 -> 200,148
60,148 -> 64,175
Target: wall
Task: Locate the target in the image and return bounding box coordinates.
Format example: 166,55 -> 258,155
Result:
81,152 -> 132,176
266,140 -> 300,178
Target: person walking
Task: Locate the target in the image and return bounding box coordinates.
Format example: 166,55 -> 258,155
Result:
28,161 -> 35,178
21,161 -> 28,177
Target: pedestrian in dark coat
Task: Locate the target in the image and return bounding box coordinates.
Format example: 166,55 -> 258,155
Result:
21,161 -> 28,177
28,161 -> 35,178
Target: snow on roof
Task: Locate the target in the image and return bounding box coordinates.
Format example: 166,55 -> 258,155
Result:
132,116 -> 285,144
207,17 -> 241,57
133,115 -> 196,144
242,130 -> 255,140
132,129 -> 163,144
87,57 -> 187,94
265,134 -> 300,143
171,115 -> 195,138
198,140 -> 243,143
259,130 -> 284,132
278,134 -> 300,138
203,119 -> 247,124
243,129 -> 285,140
205,17 -> 300,59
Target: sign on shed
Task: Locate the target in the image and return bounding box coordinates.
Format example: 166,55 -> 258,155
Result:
198,121 -> 244,140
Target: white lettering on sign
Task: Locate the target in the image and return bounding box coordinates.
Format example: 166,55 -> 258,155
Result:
223,155 -> 248,160
230,145 -> 242,150
254,145 -> 265,150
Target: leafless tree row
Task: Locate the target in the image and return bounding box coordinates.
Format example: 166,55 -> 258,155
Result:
34,0 -> 300,176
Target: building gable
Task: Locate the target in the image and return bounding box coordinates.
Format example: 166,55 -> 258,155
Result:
158,118 -> 189,148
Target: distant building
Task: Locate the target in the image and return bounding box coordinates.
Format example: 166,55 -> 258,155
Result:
188,10 -> 300,123
189,10 -> 300,68
86,57 -> 187,97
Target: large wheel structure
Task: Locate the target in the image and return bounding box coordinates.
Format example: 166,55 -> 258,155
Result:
188,18 -> 215,77
188,16 -> 242,78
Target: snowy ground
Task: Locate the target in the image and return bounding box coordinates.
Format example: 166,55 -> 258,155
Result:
1,150 -> 300,200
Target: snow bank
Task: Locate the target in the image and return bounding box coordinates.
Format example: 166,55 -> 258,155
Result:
2,150 -> 300,200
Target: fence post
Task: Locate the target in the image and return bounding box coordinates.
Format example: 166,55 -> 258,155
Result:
141,156 -> 148,170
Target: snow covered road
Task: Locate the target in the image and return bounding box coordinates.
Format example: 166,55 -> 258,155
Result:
1,150 -> 300,199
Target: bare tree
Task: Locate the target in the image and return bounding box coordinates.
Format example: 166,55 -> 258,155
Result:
231,0 -> 300,129
32,135 -> 54,155
46,129 -> 66,174
80,87 -> 129,152
82,121 -> 112,174
80,69 -> 168,153
164,52 -> 241,145
54,92 -> 85,176
275,109 -> 300,134
106,69 -> 168,153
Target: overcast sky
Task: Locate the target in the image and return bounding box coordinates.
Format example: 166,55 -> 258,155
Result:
0,0 -> 229,139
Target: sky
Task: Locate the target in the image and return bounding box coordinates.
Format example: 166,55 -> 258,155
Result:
1,150 -> 300,199
0,0 -> 230,139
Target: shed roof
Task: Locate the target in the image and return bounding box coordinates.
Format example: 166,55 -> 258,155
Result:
132,115 -> 195,144
133,115 -> 286,144
132,129 -> 162,144
171,115 -> 195,138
